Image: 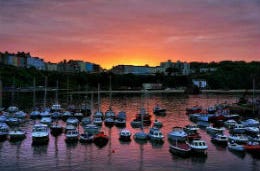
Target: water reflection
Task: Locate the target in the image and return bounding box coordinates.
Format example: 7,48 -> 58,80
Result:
32,144 -> 48,156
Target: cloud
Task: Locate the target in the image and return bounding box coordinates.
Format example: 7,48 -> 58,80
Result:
0,0 -> 259,68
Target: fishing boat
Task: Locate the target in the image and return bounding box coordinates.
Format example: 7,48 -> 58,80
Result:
206,126 -> 225,135
84,123 -> 99,134
65,129 -> 79,143
153,104 -> 166,115
229,124 -> 246,134
79,132 -> 94,143
243,141 -> 260,154
104,117 -> 114,127
148,127 -> 164,142
65,124 -> 76,133
168,127 -> 187,142
81,117 -> 92,126
93,131 -> 109,148
8,128 -> 26,141
186,105 -> 202,115
32,124 -> 49,145
224,119 -> 237,129
119,129 -> 132,141
93,117 -> 103,126
211,134 -> 228,146
0,123 -> 9,141
228,134 -> 248,144
228,141 -> 245,152
169,141 -> 191,158
189,140 -> 208,156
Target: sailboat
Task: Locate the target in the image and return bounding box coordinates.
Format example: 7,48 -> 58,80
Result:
134,93 -> 148,141
93,84 -> 104,119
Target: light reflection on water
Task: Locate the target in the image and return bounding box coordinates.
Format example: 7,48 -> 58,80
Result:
0,93 -> 259,171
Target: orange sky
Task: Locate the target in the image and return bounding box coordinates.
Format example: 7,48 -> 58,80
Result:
1,0 -> 260,69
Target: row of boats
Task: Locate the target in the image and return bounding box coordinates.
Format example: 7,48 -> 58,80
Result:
186,104 -> 260,156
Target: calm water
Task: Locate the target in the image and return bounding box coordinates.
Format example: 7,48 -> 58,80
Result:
0,93 -> 259,171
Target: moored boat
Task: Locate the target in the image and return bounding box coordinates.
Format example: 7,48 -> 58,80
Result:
188,140 -> 208,156
168,127 -> 187,142
8,128 -> 26,141
32,124 -> 49,145
148,127 -> 164,142
119,128 -> 132,141
211,134 -> 228,146
93,131 -> 109,148
169,141 -> 191,158
79,132 -> 94,143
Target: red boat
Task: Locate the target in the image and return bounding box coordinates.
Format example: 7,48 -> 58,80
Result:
186,105 -> 202,115
93,131 -> 109,148
243,142 -> 260,154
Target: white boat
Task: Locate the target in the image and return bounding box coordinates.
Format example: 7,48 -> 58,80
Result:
224,119 -> 237,129
168,127 -> 187,142
119,129 -> 132,141
0,123 -> 9,141
40,117 -> 52,125
8,128 -> 26,141
189,140 -> 208,155
228,141 -> 245,152
32,124 -> 49,145
65,129 -> 79,143
79,132 -> 94,143
228,134 -> 248,144
148,127 -> 164,142
211,134 -> 228,145
66,117 -> 79,126
206,126 -> 225,135
65,124 -> 76,133
84,123 -> 99,134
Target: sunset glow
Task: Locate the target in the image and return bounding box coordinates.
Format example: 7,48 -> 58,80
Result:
0,0 -> 259,69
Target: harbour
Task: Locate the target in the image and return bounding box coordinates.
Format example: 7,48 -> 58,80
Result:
0,93 -> 259,171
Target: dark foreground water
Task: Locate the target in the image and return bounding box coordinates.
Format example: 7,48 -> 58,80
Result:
0,93 -> 259,171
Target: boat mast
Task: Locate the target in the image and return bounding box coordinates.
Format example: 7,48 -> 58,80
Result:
0,76 -> 2,109
253,77 -> 255,115
43,76 -> 47,109
33,77 -> 36,107
109,75 -> 112,109
98,83 -> 101,112
55,80 -> 59,104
